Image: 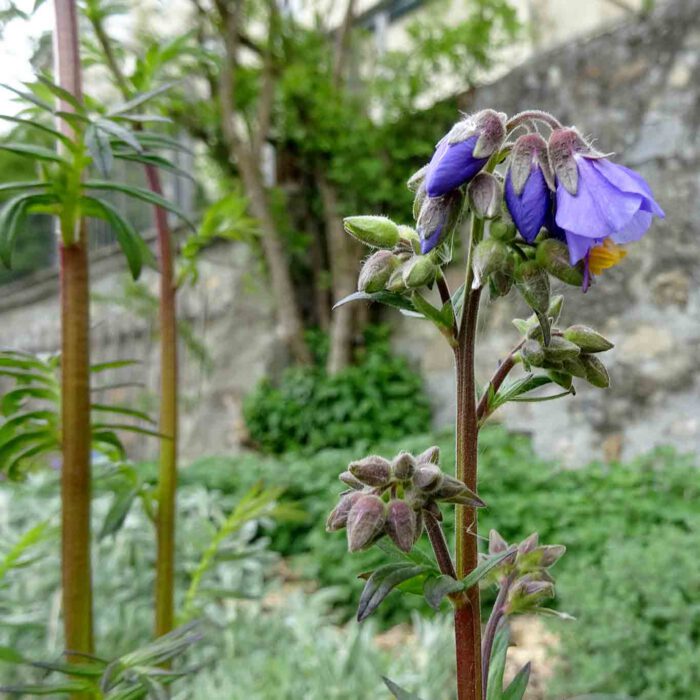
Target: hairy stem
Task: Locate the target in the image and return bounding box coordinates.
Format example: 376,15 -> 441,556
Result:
453,215 -> 484,700
54,0 -> 94,675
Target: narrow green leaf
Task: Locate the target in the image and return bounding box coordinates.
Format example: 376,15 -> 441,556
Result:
99,488 -> 139,540
91,359 -> 141,373
503,662 -> 531,700
0,84 -> 54,112
1,387 -> 59,415
107,83 -> 177,116
423,574 -> 463,610
0,646 -> 24,663
92,422 -> 165,439
0,181 -> 47,195
113,151 -> 194,181
85,181 -> 194,229
0,143 -> 64,163
333,290 -> 416,313
382,677 -> 425,700
111,113 -> 172,124
0,681 -> 93,695
0,429 -> 54,466
486,624 -> 510,700
85,124 -> 113,177
0,116 -> 71,145
34,76 -> 86,113
461,548 -> 515,590
357,563 -> 430,622
91,404 -> 155,425
411,291 -> 453,331
95,119 -> 143,153
0,410 -> 56,444
488,375 -> 554,413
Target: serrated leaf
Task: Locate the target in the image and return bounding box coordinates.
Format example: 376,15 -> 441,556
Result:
357,563 -> 430,622
85,124 -> 113,177
423,574 -> 463,610
382,677 -> 425,700
461,548 -> 515,590
503,662 -> 531,700
333,290 -> 416,312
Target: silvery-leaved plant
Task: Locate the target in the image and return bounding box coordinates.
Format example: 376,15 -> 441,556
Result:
329,109 -> 664,700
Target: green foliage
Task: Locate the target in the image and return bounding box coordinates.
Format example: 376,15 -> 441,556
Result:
243,327 -> 432,454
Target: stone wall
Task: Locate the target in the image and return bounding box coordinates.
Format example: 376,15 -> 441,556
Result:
1,0 -> 698,464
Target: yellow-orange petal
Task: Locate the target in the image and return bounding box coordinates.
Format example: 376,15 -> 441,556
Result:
588,239 -> 627,276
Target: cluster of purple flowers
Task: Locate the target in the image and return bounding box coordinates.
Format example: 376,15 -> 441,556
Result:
419,110 -> 664,290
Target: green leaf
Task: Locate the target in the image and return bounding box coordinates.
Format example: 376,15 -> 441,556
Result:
85,124 -> 114,177
92,422 -> 164,439
107,82 -> 177,116
486,624 -> 510,700
333,290 -> 416,313
95,118 -> 143,153
0,181 -> 47,195
423,574 -> 463,610
6,439 -> 57,479
0,410 -> 56,445
112,151 -> 194,181
382,677 -> 425,700
0,116 -> 71,145
0,646 -> 24,663
0,681 -> 93,695
81,196 -> 149,279
99,487 -> 139,540
91,359 -> 141,373
91,404 -> 155,425
85,181 -> 194,229
488,375 -> 554,413
0,84 -> 54,112
357,563 -> 430,622
461,548 -> 515,590
34,76 -> 86,113
503,662 -> 531,700
411,291 -> 454,334
0,143 -> 64,163
112,113 -> 172,124
1,387 -> 59,415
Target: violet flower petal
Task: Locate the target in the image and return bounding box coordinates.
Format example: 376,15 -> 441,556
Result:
505,166 -> 549,243
425,135 -> 488,197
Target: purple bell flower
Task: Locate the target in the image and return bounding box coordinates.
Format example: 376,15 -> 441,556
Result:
504,133 -> 554,243
424,110 -> 506,198
548,128 -> 664,289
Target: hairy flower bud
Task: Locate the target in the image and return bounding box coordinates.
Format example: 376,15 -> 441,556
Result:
518,532 -> 539,555
434,475 -> 486,507
344,215 -> 400,249
346,494 -> 387,552
339,470 -> 365,490
326,491 -> 363,532
392,452 -> 416,481
536,238 -> 585,287
562,357 -> 587,379
402,255 -> 437,289
580,353 -> 610,388
386,265 -> 408,293
416,445 -> 440,464
490,219 -> 516,242
543,336 -> 581,362
472,238 -> 511,288
385,499 -> 417,553
538,544 -> 566,568
468,172 -> 502,219
507,576 -> 555,613
489,529 -> 509,555
358,250 -> 399,293
416,190 -> 464,254
489,270 -> 514,299
407,165 -> 428,193
348,455 -> 392,487
397,225 -> 421,251
548,127 -> 598,196
521,339 -> 546,367
563,325 -> 614,353
515,260 -> 550,314
413,464 -> 444,493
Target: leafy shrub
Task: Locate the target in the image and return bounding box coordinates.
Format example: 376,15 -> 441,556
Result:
243,326 -> 432,454
549,526 -> 700,700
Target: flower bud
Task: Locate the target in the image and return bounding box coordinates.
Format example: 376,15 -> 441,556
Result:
434,475 -> 486,507
538,544 -> 566,568
507,576 -> 555,613
358,250 -> 399,293
344,215 -> 400,249
518,532 -> 539,555
402,255 -> 437,289
543,336 -> 580,362
521,339 -> 545,367
468,172 -> 501,219
490,219 -> 516,242
471,109 -> 507,159
563,325 -> 614,353
339,470 -> 365,490
385,499 -> 417,553
580,353 -> 610,388
416,190 -> 464,254
548,294 -> 564,324
392,452 -> 416,481
416,445 -> 440,464
326,491 -> 363,532
536,238 -> 585,286
548,127 -> 596,196
489,529 -> 508,555
386,265 -> 408,293
515,260 -> 550,314
407,165 -> 428,192
489,270 -> 514,299
397,225 -> 421,251
562,357 -> 587,379
346,494 -> 387,552
348,455 -> 392,487
413,464 -> 444,493
472,238 -> 511,288
548,370 -> 573,390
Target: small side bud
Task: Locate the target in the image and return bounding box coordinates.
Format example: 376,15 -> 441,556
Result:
468,172 -> 502,219
413,465 -> 444,493
416,445 -> 440,464
348,455 -> 393,487
346,494 -> 387,552
386,265 -> 408,293
490,220 -> 516,242
539,544 -> 566,568
489,529 -> 508,555
515,260 -> 550,314
344,215 -> 400,249
358,250 -> 399,293
385,500 -> 417,553
326,491 -> 363,532
536,239 -> 585,287
472,238 -> 511,288
402,255 -> 437,289
543,336 -> 581,362
521,339 -> 546,367
392,452 -> 416,481
416,190 -> 464,254
471,109 -> 507,159
518,532 -> 539,555
580,353 -> 610,388
435,476 -> 486,507
563,325 -> 614,353
397,225 -> 421,252
339,470 -> 365,490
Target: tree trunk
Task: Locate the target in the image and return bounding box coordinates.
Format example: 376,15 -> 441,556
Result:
237,151 -> 311,364
318,170 -> 361,374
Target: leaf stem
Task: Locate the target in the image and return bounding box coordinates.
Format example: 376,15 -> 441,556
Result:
424,509 -> 456,579
476,342 -> 523,425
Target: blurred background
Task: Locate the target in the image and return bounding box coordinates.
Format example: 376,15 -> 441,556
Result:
0,0 -> 698,698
